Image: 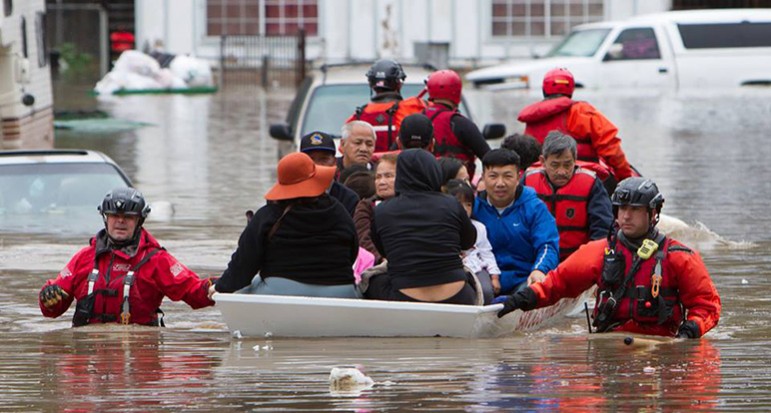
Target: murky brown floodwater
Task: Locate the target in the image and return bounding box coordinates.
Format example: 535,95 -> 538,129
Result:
1,81 -> 770,411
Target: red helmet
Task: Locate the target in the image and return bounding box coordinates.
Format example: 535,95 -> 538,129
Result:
426,70 -> 462,105
542,68 -> 575,97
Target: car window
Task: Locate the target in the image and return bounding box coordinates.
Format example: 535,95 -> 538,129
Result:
0,163 -> 130,233
677,22 -> 771,49
605,27 -> 661,60
300,83 -> 470,138
546,28 -> 611,57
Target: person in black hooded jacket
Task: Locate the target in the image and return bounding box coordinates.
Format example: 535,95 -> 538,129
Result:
367,148 -> 477,304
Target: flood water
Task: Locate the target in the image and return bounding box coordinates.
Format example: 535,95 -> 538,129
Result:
1,81 -> 770,411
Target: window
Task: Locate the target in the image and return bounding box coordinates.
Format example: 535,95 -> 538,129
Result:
605,28 -> 660,60
678,22 -> 771,49
492,0 -> 603,39
36,12 -> 48,67
546,27 -> 610,57
20,16 -> 28,58
207,0 -> 318,36
3,0 -> 11,17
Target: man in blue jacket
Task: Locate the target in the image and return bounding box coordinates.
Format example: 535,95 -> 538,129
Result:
474,149 -> 559,295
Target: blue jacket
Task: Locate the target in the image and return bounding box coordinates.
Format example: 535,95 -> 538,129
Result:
473,186 -> 559,294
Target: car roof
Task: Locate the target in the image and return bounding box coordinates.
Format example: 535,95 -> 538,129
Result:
572,8 -> 771,31
314,62 -> 437,86
0,149 -> 119,165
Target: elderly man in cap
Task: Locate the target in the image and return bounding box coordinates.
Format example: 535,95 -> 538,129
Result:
212,152 -> 359,298
299,131 -> 360,215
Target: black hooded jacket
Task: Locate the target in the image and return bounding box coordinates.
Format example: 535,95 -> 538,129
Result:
372,149 -> 476,289
217,195 -> 357,292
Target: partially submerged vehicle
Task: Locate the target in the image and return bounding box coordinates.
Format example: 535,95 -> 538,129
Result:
269,62 -> 505,159
214,289 -> 593,338
0,149 -> 132,233
466,9 -> 771,91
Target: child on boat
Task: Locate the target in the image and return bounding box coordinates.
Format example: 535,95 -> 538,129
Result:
444,179 -> 501,304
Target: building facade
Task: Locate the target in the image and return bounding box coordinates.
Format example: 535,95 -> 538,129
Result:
135,0 -> 672,68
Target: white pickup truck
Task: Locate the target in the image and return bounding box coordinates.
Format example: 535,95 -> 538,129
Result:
467,9 -> 771,91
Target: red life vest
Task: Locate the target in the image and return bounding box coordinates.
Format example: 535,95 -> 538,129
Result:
352,96 -> 426,152
518,97 -> 600,163
425,104 -> 476,177
525,168 -> 595,261
594,237 -> 686,336
74,248 -> 162,327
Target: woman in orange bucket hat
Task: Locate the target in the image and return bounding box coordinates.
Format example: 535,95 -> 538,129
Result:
212,152 -> 360,298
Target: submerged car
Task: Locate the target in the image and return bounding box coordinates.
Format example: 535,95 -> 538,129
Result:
270,62 -> 505,159
0,149 -> 132,234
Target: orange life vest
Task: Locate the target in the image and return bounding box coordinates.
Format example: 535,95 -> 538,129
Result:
518,97 -> 599,163
351,96 -> 427,152
525,168 -> 595,261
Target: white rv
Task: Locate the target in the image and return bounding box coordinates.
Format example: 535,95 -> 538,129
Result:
0,0 -> 53,149
466,9 -> 771,91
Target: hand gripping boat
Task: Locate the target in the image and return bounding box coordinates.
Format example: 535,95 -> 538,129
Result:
214,289 -> 594,338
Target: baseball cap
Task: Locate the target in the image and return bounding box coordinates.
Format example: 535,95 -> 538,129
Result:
300,131 -> 337,153
398,114 -> 434,149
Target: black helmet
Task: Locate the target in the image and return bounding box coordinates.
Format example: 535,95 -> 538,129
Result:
611,177 -> 664,212
366,59 -> 406,92
98,187 -> 151,221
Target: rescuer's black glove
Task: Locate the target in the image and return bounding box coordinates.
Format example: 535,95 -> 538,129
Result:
494,287 -> 538,318
676,320 -> 700,339
40,285 -> 69,308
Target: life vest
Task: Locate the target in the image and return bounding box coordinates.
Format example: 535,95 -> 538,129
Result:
72,248 -> 162,327
524,168 -> 595,261
518,97 -> 600,163
352,96 -> 427,152
425,104 -> 476,176
594,236 -> 686,336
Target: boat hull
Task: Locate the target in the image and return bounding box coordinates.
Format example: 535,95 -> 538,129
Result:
214,289 -> 594,338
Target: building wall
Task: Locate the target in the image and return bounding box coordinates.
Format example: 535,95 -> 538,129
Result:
134,0 -> 672,68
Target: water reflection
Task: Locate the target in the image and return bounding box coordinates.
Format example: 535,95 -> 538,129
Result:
1,83 -> 770,410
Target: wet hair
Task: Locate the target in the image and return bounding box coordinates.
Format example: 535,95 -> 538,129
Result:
500,133 -> 541,171
542,130 -> 577,159
339,163 -> 369,183
443,179 -> 475,205
437,157 -> 464,187
342,169 -> 375,199
482,148 -> 521,171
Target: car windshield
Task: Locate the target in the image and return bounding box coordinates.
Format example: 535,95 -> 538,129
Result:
0,163 -> 131,234
300,84 -> 471,137
546,28 -> 611,57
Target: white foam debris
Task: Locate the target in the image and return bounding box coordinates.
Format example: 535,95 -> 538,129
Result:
741,279 -> 749,285
643,366 -> 656,374
232,330 -> 243,339
264,331 -> 273,339
329,367 -> 375,391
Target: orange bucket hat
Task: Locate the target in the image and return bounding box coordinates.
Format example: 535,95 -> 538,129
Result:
265,152 -> 337,201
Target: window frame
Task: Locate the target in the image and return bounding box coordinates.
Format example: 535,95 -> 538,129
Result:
490,0 -> 605,41
205,0 -> 319,37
